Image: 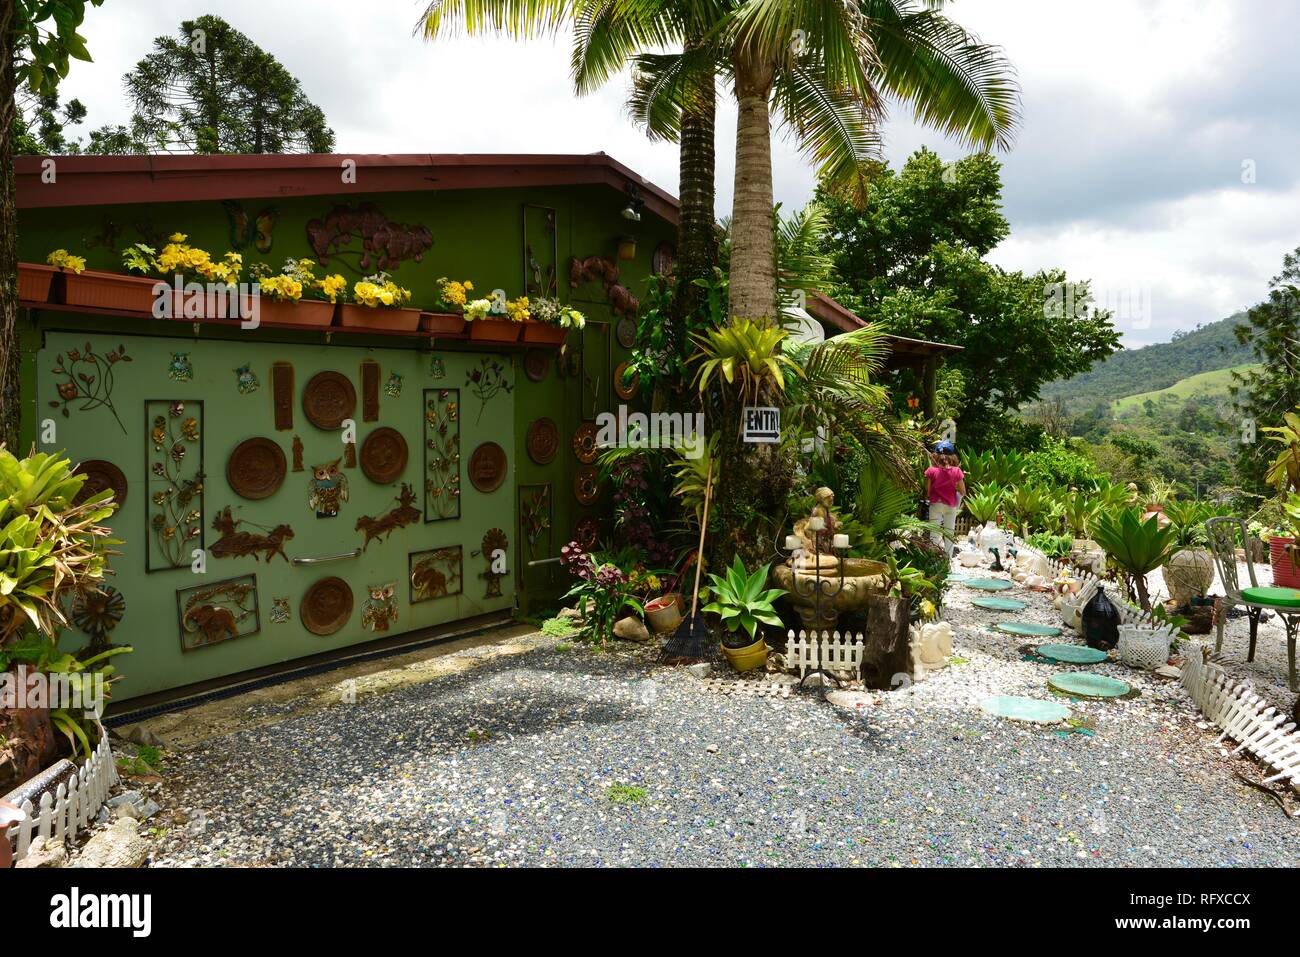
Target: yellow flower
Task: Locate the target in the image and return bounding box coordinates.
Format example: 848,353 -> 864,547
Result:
169,233 -> 187,243
45,249 -> 86,273
505,296 -> 530,323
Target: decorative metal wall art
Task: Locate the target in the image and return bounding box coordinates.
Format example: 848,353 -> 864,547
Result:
226,437 -> 286,500
428,354 -> 446,379
615,316 -> 636,349
574,465 -> 601,506
356,483 -> 420,552
177,575 -> 259,651
423,389 -> 461,522
361,583 -> 399,632
569,255 -> 640,318
409,546 -> 463,604
384,372 -> 403,398
210,506 -> 294,563
70,584 -> 125,656
344,440 -> 357,469
300,576 -> 353,636
481,528 -> 509,599
519,484 -> 552,566
292,436 -> 304,472
270,598 -> 291,624
468,442 -> 507,493
303,371 -> 356,430
523,204 -> 558,299
308,457 -> 349,518
359,427 -> 409,484
572,422 -> 599,464
146,400 -> 204,572
234,364 -> 260,394
466,358 -> 512,424
573,516 -> 600,550
168,352 -> 193,383
272,362 -> 294,430
48,341 -> 132,434
305,202 -> 433,272
652,241 -> 676,277
222,200 -> 279,253
361,360 -> 380,421
613,361 -> 639,401
523,349 -> 550,383
526,418 -> 559,465
72,459 -> 128,508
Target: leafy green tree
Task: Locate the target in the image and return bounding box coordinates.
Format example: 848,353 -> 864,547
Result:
123,15 -> 334,153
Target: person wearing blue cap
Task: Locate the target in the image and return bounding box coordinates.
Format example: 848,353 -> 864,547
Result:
925,441 -> 965,547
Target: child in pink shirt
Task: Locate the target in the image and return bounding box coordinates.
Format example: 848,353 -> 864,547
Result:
925,442 -> 966,547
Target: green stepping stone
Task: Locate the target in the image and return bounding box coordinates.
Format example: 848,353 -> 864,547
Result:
980,695 -> 1071,724
994,621 -> 1062,638
1242,586 -> 1300,608
1034,643 -> 1108,664
946,574 -> 970,583
972,596 -> 1028,612
965,578 -> 1013,592
1048,672 -> 1131,699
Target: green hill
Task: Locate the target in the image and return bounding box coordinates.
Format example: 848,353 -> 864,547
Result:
1041,313 -> 1253,410
1112,363 -> 1258,413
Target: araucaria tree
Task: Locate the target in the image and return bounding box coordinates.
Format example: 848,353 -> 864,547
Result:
123,15 -> 334,154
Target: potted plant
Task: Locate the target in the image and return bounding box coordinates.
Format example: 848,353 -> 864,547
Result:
522,297 -> 586,346
465,295 -> 521,343
558,542 -> 644,643
702,557 -> 786,672
1090,507 -> 1178,611
1260,409 -> 1300,586
53,244 -> 155,313
421,277 -> 472,335
338,272 -> 421,331
113,235 -> 245,319
248,259 -> 341,328
1160,499 -> 1215,607
23,250 -> 80,302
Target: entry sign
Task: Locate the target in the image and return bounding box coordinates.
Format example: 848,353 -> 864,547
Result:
743,406 -> 780,443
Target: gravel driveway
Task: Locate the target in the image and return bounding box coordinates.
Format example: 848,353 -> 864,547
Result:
148,572 -> 1300,867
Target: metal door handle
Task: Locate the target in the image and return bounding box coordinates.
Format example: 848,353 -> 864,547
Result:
292,548 -> 361,566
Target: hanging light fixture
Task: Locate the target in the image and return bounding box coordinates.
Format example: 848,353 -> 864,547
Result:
620,183 -> 644,222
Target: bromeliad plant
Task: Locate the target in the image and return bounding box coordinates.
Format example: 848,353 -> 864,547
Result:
701,557 -> 786,648
963,484 -> 1005,526
1091,507 -> 1178,611
691,318 -> 803,407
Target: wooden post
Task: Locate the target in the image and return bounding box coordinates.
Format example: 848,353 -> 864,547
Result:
861,593 -> 911,690
921,357 -> 939,420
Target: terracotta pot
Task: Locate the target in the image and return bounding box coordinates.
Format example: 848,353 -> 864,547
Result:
1269,536 -> 1300,587
721,636 -> 769,673
420,311 -> 467,335
645,593 -> 684,633
521,321 -> 568,346
18,263 -> 56,303
338,304 -> 422,332
469,317 -> 522,343
255,298 -> 337,328
62,270 -> 159,313
1162,547 -> 1214,607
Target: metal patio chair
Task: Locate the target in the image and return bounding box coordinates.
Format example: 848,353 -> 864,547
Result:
1205,516 -> 1299,691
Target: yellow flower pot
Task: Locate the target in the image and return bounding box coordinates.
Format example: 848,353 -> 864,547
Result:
721,636 -> 769,673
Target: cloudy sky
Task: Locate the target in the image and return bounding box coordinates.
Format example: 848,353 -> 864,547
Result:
51,0 -> 1300,346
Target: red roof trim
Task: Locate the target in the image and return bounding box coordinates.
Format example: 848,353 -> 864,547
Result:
15,152 -> 679,224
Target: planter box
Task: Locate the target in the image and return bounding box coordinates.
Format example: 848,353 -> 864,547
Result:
1269,536 -> 1300,588
469,317 -> 522,343
256,298 -> 337,329
420,311 -> 467,336
521,321 -> 568,346
338,304 -> 422,332
18,263 -> 57,303
63,270 -> 159,314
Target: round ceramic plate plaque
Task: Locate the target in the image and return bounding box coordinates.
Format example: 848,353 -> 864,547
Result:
300,576 -> 353,636
574,516 -> 600,550
72,459 -> 128,507
572,421 -> 599,464
360,427 -> 409,484
468,442 -> 507,493
226,437 -> 286,500
613,361 -> 639,400
616,316 -> 637,349
524,348 -> 551,383
303,371 -> 356,430
574,466 -> 601,505
1048,672 -> 1131,699
980,695 -> 1071,724
994,621 -> 1063,638
526,417 -> 560,465
1034,643 -> 1108,665
965,578 -> 1013,592
971,596 -> 1027,611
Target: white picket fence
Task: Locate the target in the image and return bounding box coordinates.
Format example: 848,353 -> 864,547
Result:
4,727 -> 118,865
786,630 -> 864,678
1028,545 -> 1300,791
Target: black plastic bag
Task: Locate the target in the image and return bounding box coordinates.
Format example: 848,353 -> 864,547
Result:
1081,588 -> 1121,650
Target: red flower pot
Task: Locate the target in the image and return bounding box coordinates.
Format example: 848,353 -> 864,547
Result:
469,317 -> 522,343
18,263 -> 56,303
1269,536 -> 1300,587
62,270 -> 160,313
338,304 -> 422,332
420,311 -> 467,335
521,321 -> 568,346
255,298 -> 338,328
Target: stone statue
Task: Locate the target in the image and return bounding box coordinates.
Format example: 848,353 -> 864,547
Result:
910,621 -> 954,680
791,487 -> 840,571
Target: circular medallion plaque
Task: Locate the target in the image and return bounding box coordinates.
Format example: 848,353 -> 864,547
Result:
613,361 -> 639,401
72,459 -> 128,508
616,316 -> 637,349
226,437 -> 286,500
572,421 -> 599,464
468,442 -> 507,493
303,371 -> 356,430
301,576 -> 353,636
574,466 -> 601,506
524,349 -> 551,383
574,516 -> 600,550
360,427 -> 409,484
526,418 -> 560,465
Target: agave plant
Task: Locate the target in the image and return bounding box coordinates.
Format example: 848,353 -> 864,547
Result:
691,318 -> 803,407
963,484 -> 1004,525
1162,499 -> 1210,549
701,556 -> 787,647
963,450 -> 1027,488
1057,488 -> 1100,539
1005,484 -> 1053,537
1091,508 -> 1178,611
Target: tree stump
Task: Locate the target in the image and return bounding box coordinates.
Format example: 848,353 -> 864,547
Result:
861,594 -> 911,690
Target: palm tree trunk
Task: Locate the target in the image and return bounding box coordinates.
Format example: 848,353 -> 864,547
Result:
0,6 -> 21,452
676,42 -> 717,295
727,53 -> 777,324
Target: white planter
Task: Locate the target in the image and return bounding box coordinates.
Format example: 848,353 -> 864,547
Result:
1117,624 -> 1170,671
